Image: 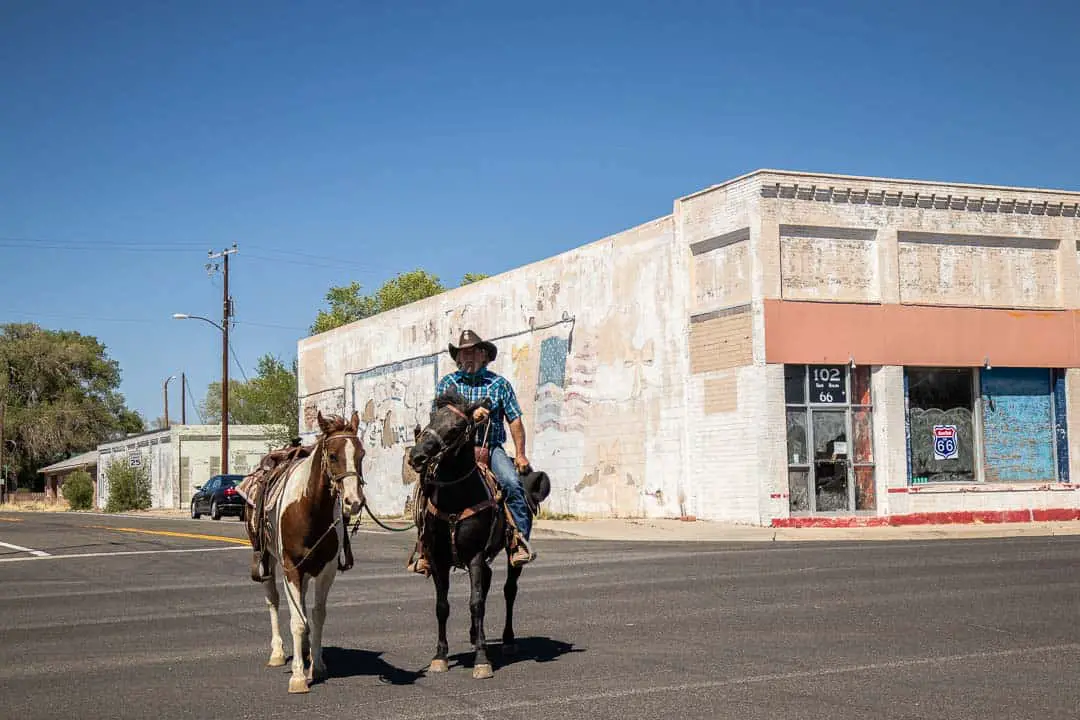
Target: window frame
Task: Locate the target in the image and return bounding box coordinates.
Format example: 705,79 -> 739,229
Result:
784,363 -> 876,514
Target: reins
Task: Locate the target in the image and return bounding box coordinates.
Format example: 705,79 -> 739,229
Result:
417,403 -> 499,568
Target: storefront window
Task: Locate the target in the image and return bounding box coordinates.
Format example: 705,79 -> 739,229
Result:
905,368 -> 976,484
784,364 -> 876,513
905,367 -> 1069,486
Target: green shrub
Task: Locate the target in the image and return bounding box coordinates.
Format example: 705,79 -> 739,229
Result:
64,470 -> 94,511
105,461 -> 151,513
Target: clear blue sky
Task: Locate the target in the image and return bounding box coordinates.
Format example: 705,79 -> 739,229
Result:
2,0 -> 1078,424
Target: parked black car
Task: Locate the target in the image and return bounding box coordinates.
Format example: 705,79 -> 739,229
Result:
190,474 -> 247,520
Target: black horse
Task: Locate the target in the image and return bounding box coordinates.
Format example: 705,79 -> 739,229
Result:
407,390 -> 549,680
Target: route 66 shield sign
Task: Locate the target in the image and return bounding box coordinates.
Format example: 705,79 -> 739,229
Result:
932,425 -> 958,461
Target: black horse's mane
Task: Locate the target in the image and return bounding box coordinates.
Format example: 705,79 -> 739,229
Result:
433,390 -> 469,411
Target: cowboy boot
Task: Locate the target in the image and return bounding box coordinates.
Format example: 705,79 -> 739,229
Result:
501,503 -> 535,567
406,538 -> 431,576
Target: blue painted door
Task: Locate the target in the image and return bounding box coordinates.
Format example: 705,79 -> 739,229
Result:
980,368 -> 1056,483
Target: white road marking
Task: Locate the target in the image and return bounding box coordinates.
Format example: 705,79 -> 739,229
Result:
0,540 -> 50,557
0,545 -> 246,563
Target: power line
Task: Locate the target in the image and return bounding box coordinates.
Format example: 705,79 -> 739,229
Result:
0,235 -> 399,273
234,319 -> 309,331
245,252 -> 390,274
0,237 -> 209,253
0,309 -> 160,325
184,378 -> 205,424
228,343 -> 249,382
0,309 -> 306,332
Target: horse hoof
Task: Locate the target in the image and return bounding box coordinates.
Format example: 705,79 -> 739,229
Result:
473,663 -> 494,680
502,642 -> 517,656
288,676 -> 310,694
428,659 -> 449,673
267,653 -> 286,667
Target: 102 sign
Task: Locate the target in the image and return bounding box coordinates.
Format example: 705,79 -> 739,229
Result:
811,366 -> 847,404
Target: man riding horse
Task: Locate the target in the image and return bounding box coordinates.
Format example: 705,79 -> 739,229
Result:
408,329 -> 537,574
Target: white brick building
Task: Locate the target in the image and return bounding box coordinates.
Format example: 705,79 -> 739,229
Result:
96,424 -> 286,510
297,170 -> 1080,527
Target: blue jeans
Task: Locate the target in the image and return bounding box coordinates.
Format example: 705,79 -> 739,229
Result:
489,446 -> 531,540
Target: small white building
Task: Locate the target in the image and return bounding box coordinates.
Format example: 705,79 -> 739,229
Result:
95,424 -> 287,510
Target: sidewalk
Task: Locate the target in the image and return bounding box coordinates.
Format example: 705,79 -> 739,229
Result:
14,505 -> 1079,543
531,517 -> 1080,543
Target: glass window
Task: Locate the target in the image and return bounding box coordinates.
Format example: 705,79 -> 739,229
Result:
906,368 -> 976,484
784,364 -> 806,404
786,410 -> 808,465
783,364 -> 876,513
788,469 -> 810,512
852,365 -> 872,406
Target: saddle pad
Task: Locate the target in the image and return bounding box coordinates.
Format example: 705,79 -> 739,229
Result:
235,473 -> 260,508
235,461 -> 300,514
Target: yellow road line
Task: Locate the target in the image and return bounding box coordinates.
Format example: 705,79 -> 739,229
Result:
82,525 -> 251,545
0,517 -> 24,523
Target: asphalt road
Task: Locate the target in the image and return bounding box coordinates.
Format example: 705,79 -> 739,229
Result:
0,511 -> 1077,720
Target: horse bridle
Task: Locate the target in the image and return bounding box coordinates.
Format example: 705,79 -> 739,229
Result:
319,430 -> 366,498
417,403 -> 483,487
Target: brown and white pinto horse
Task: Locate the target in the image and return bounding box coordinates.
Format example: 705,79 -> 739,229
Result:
255,411 -> 366,694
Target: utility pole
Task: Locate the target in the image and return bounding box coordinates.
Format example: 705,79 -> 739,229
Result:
180,372 -> 187,424
1,357 -> 7,502
208,244 -> 237,474
0,401 -> 5,504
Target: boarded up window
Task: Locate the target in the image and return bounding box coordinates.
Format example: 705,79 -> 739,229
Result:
689,308 -> 752,374
979,368 -> 1056,483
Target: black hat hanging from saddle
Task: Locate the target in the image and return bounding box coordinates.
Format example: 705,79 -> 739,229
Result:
449,330 -> 498,362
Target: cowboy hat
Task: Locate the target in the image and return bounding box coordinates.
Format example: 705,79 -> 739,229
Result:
448,329 -> 498,361
522,470 -> 551,512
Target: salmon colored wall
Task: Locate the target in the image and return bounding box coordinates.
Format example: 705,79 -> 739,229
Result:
764,300 -> 1080,368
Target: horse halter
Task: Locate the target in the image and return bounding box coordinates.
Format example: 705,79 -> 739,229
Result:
319,430 -> 365,497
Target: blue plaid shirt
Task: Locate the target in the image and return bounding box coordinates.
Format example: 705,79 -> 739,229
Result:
434,368 -> 522,447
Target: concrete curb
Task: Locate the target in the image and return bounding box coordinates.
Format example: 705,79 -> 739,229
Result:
530,518 -> 1080,543
7,508 -> 1079,544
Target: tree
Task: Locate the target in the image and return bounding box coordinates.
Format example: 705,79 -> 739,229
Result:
460,273 -> 490,285
200,353 -> 298,446
0,323 -> 145,489
310,269 -> 489,334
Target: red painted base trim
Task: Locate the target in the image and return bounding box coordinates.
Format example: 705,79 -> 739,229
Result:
771,509 -> 1080,528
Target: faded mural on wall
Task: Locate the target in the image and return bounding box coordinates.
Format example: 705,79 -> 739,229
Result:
300,388 -> 346,438
346,357 -> 439,515
299,307 -> 664,519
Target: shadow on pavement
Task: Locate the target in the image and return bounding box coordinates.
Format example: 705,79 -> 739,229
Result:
320,646 -> 425,685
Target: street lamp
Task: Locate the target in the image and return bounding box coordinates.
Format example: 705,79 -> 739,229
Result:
173,312 -> 230,475
163,375 -> 176,428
